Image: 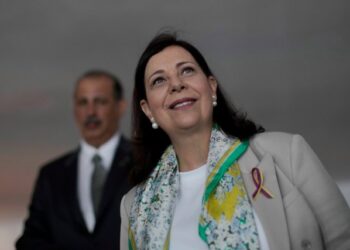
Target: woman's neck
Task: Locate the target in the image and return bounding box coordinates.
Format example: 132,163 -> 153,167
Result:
170,126 -> 212,172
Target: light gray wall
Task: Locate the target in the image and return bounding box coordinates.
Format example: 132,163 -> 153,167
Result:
0,0 -> 349,248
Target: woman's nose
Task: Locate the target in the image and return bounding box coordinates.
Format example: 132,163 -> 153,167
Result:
170,78 -> 186,93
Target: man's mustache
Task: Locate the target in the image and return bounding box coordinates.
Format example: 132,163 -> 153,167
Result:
84,116 -> 102,127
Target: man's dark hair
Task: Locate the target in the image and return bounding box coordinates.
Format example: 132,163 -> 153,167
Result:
76,70 -> 124,100
131,32 -> 264,185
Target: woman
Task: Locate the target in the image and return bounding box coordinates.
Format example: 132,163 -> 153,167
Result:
120,33 -> 350,250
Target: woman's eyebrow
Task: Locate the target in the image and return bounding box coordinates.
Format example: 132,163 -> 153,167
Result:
147,69 -> 165,82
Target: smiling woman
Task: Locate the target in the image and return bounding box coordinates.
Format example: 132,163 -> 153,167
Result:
120,33 -> 350,250
140,45 -> 217,148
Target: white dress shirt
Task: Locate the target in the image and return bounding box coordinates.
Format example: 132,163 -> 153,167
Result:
77,132 -> 120,232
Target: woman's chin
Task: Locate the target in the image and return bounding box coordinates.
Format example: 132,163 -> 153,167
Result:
168,121 -> 211,134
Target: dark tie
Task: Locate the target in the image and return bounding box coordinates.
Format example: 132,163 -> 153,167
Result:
91,154 -> 107,216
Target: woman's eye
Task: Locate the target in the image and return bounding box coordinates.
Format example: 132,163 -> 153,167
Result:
152,77 -> 165,86
182,67 -> 194,75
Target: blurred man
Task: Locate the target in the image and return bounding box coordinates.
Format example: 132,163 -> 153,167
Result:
16,70 -> 132,250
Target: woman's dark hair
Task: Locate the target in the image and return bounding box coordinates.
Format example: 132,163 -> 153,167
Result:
131,32 -> 264,185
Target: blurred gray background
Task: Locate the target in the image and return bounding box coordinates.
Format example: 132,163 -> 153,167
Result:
0,0 -> 349,249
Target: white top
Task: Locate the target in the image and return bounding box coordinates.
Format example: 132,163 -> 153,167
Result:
169,164 -> 208,250
169,164 -> 270,250
77,132 -> 120,232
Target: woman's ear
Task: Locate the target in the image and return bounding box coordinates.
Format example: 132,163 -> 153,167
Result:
208,76 -> 218,95
140,99 -> 152,120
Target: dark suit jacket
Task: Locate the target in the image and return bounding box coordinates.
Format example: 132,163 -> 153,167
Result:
16,136 -> 133,250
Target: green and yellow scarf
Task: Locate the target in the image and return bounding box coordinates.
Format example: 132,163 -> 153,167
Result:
128,127 -> 260,250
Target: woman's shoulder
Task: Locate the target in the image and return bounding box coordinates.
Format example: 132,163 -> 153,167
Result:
249,131 -> 308,157
248,132 -> 312,175
250,131 -> 295,146
248,131 -> 323,183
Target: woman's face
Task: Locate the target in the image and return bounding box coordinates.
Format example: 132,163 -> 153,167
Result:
140,45 -> 217,137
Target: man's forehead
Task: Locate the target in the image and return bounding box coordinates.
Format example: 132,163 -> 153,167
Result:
75,91 -> 110,99
78,76 -> 113,88
75,77 -> 114,96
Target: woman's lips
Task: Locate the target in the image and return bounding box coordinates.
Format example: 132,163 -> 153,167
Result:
168,98 -> 196,109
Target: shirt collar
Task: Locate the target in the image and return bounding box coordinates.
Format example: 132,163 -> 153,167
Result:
80,132 -> 121,171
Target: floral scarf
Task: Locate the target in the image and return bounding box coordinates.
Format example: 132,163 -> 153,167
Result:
128,127 -> 260,250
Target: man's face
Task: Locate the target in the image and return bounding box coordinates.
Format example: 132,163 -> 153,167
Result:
74,76 -> 126,147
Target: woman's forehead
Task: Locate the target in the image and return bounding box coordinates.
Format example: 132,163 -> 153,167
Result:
144,46 -> 196,76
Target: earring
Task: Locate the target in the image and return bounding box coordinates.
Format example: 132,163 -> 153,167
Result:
151,117 -> 158,129
212,95 -> 217,107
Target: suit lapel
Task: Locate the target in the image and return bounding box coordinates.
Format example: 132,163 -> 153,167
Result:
96,136 -> 131,223
63,150 -> 90,234
238,146 -> 290,250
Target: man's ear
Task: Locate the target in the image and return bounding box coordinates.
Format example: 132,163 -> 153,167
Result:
116,99 -> 127,117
